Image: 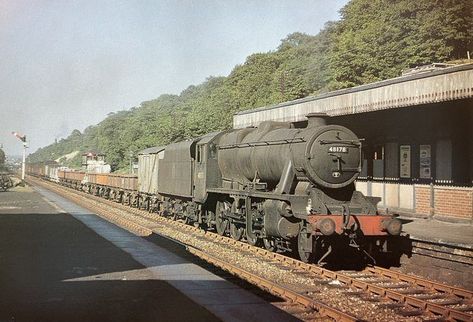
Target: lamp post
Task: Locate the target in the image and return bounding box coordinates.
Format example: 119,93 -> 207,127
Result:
12,132 -> 27,182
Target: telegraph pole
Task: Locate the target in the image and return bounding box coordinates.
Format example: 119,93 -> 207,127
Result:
12,132 -> 27,182
129,150 -> 133,174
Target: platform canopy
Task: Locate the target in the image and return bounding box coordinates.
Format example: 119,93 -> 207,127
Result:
233,63 -> 473,128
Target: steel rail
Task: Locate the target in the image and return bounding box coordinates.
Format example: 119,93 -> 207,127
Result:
365,266 -> 473,300
187,247 -> 358,322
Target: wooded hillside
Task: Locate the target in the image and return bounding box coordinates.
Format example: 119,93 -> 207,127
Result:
28,0 -> 473,170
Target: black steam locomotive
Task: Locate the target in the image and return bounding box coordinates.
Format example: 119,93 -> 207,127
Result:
156,113 -> 402,263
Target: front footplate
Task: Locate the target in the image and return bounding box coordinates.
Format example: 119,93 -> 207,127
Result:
307,214 -> 402,236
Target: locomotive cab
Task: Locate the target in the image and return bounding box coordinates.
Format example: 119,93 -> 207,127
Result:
194,132 -> 223,203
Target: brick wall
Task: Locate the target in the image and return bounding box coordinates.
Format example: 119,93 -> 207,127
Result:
415,185 -> 432,215
360,181 -> 472,220
434,187 -> 473,218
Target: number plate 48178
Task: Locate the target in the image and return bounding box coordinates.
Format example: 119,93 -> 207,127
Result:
328,146 -> 348,153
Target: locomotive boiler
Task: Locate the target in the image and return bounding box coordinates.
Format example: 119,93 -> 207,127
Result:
217,113 -> 361,190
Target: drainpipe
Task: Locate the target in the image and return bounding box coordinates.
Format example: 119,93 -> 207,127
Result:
429,181 -> 435,219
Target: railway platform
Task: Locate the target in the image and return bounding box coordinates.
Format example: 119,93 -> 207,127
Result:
0,185 -> 296,322
401,216 -> 473,249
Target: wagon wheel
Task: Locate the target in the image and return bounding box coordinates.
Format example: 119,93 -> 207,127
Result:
141,198 -> 146,209
215,201 -> 229,236
263,238 -> 276,252
159,203 -> 167,217
137,197 -> 143,209
297,227 -> 315,263
230,222 -> 244,241
198,209 -> 211,230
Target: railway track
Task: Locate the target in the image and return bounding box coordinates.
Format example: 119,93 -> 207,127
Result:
30,177 -> 473,322
395,238 -> 473,293
409,239 -> 473,266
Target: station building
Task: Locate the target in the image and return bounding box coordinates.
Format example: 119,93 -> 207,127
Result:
233,63 -> 473,223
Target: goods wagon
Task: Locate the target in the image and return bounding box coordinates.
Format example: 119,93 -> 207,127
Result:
58,170 -> 85,183
87,173 -> 138,190
105,173 -> 138,191
137,146 -> 165,194
31,162 -> 46,177
45,162 -> 60,182
27,161 -> 57,178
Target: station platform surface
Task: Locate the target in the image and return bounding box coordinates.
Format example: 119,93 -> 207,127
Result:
0,185 -> 296,322
400,216 -> 473,248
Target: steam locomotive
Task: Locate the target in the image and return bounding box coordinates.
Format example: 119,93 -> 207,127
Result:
28,113 -> 402,264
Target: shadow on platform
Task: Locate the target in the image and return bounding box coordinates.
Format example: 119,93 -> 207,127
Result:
0,213 -> 225,322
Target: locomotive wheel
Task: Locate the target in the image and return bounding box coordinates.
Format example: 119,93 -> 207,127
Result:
297,228 -> 315,263
263,238 -> 276,252
245,230 -> 261,246
215,201 -> 229,236
230,223 -> 244,241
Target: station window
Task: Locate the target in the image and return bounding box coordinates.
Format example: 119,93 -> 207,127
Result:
372,145 -> 384,160
435,139 -> 452,183
360,147 -> 369,178
372,145 -> 384,180
399,145 -> 411,179
419,144 -> 432,180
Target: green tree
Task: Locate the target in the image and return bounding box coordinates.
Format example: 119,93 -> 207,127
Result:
0,148 -> 5,169
329,0 -> 473,89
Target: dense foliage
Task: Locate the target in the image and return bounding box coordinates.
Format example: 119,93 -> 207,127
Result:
0,148 -> 5,169
28,0 -> 473,170
329,0 -> 473,88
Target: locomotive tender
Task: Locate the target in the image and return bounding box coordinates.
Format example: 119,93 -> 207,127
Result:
29,113 -> 402,264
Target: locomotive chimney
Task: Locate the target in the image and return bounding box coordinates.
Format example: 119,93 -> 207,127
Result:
306,113 -> 328,127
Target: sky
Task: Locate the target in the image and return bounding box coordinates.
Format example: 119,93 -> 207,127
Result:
0,0 -> 348,156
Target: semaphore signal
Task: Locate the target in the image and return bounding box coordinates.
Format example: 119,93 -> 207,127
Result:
12,132 -> 27,143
